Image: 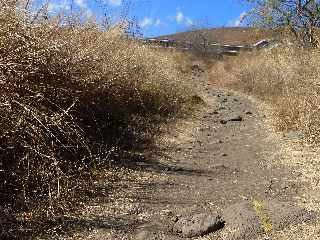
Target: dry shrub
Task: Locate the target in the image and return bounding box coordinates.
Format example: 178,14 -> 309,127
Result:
170,51 -> 197,73
0,3 -> 193,212
210,48 -> 320,143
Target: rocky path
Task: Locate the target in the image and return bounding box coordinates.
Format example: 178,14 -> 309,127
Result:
47,69 -> 317,240
129,73 -> 313,240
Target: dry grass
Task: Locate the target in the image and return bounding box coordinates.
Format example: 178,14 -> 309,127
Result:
208,41 -> 320,240
209,48 -> 320,144
0,1 -> 195,222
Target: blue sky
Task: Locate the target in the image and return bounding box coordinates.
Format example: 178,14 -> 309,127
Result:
45,0 -> 252,37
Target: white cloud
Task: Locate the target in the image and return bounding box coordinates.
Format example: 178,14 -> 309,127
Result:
104,0 -> 122,6
48,0 -> 70,12
140,17 -> 153,28
74,0 -> 93,17
139,17 -> 166,29
185,17 -> 193,26
175,9 -> 193,26
155,19 -> 161,26
176,11 -> 184,23
231,11 -> 247,27
75,0 -> 86,8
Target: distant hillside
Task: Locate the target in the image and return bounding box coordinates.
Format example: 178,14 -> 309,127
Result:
158,27 -> 276,45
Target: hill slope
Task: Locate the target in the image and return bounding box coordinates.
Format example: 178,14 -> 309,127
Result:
158,27 -> 275,45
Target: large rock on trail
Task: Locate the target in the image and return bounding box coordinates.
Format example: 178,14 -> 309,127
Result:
173,213 -> 225,238
221,200 -> 316,239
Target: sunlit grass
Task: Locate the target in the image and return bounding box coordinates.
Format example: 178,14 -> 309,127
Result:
210,48 -> 320,144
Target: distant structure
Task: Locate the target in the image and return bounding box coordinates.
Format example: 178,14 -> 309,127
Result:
253,39 -> 270,49
143,37 -> 276,57
144,38 -> 176,48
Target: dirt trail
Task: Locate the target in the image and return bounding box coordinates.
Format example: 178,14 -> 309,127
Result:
45,67 -> 316,240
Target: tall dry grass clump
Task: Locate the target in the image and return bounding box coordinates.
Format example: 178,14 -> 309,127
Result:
0,3 -> 193,212
210,48 -> 320,143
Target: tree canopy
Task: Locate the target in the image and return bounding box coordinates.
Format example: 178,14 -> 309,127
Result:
246,0 -> 320,46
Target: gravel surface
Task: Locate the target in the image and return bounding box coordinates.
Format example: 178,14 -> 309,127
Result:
37,63 -> 320,240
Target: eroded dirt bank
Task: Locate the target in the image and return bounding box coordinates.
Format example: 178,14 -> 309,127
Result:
37,66 -> 320,240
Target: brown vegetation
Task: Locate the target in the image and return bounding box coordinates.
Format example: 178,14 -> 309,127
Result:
210,48 -> 320,144
0,2 -> 195,219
